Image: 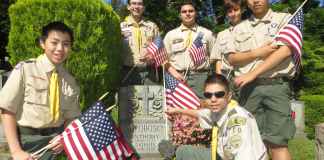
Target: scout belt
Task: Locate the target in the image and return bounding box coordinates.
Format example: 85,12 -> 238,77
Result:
17,126 -> 56,136
221,69 -> 234,76
177,70 -> 208,76
123,65 -> 153,72
252,77 -> 288,85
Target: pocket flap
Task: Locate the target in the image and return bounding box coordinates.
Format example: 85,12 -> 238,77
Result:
236,32 -> 252,42
25,77 -> 48,105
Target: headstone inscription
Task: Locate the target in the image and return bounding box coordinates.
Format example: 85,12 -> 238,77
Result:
118,85 -> 169,159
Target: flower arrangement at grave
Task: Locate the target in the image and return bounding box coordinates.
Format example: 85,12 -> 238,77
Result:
168,100 -> 212,148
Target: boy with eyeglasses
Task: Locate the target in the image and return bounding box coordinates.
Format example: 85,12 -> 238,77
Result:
165,74 -> 266,160
120,0 -> 160,87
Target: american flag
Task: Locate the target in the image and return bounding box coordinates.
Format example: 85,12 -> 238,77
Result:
275,8 -> 303,79
165,71 -> 200,109
60,101 -> 133,160
188,36 -> 206,66
146,34 -> 168,68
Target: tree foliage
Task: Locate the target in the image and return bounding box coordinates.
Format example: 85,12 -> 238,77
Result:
7,0 -> 123,112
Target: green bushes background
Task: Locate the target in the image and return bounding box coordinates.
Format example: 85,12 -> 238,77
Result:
7,0 -> 123,111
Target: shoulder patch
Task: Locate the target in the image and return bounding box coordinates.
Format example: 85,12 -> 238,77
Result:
14,63 -> 24,70
227,117 -> 246,128
153,23 -> 159,30
228,109 -> 237,117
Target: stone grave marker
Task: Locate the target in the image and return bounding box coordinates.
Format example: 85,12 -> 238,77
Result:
118,85 -> 170,159
290,100 -> 305,131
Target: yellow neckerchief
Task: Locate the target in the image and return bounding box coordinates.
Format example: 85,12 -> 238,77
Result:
125,16 -> 143,50
212,99 -> 240,160
37,54 -> 60,123
181,25 -> 200,51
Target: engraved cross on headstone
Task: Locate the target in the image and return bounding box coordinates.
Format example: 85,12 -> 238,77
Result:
137,85 -> 154,116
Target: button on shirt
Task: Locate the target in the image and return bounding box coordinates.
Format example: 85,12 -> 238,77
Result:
120,17 -> 159,67
225,9 -> 296,78
164,23 -> 217,71
197,103 -> 266,160
212,26 -> 234,71
0,54 -> 82,128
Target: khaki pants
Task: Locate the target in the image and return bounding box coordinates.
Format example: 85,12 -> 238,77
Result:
18,125 -> 65,160
120,68 -> 157,87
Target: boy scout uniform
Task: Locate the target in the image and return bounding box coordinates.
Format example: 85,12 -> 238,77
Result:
176,100 -> 266,160
212,26 -> 240,101
164,23 -> 217,99
0,54 -> 82,160
224,9 -> 296,145
120,16 -> 159,86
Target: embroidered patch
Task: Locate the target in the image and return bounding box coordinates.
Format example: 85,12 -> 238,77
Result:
122,31 -> 132,37
271,23 -> 278,28
199,32 -> 204,38
221,43 -> 227,52
224,151 -> 233,159
154,23 -> 159,30
231,135 -> 243,148
147,26 -> 152,30
147,38 -> 152,43
172,38 -> 184,44
14,63 -> 23,70
31,75 -> 46,81
227,117 -> 246,128
123,37 -> 129,46
212,32 -> 215,37
123,23 -> 127,28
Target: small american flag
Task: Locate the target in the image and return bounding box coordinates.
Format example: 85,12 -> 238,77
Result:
146,34 -> 168,68
165,71 -> 200,109
188,36 -> 206,66
60,101 -> 133,160
275,8 -> 303,79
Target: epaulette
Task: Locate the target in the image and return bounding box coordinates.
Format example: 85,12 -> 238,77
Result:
228,109 -> 237,117
22,58 -> 36,63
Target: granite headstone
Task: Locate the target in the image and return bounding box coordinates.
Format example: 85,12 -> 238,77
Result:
290,100 -> 305,131
118,85 -> 170,159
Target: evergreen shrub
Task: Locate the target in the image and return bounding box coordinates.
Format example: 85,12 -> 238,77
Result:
7,0 -> 123,111
298,95 -> 324,139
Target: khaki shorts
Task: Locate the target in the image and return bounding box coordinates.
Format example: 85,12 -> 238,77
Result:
239,82 -> 296,145
176,145 -> 221,160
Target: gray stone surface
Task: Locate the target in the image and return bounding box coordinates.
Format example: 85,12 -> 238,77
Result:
316,123 -> 324,160
291,100 -> 305,132
0,123 -> 7,142
118,85 -> 170,159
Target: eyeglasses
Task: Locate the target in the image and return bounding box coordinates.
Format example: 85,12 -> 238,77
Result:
203,91 -> 228,99
129,2 -> 144,8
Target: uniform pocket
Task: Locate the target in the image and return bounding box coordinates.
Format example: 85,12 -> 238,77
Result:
284,117 -> 296,140
172,42 -> 183,55
236,32 -> 252,52
25,78 -> 47,105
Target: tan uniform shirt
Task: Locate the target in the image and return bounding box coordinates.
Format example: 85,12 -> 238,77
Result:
121,16 -> 159,66
0,54 -> 81,128
213,26 -> 234,71
197,104 -> 266,160
164,23 -> 217,71
225,9 -> 296,78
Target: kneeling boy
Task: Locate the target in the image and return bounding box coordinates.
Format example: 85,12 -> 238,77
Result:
165,74 -> 266,160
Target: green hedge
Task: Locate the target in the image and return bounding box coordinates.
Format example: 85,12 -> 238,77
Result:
298,95 -> 324,139
7,0 -> 123,111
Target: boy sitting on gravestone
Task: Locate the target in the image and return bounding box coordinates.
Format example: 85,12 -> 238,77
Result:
165,74 -> 266,160
0,22 -> 81,160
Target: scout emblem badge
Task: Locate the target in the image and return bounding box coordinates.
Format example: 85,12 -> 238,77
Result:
199,32 -> 204,38
221,43 -> 227,53
147,26 -> 152,30
271,23 -> 278,28
231,135 -> 243,148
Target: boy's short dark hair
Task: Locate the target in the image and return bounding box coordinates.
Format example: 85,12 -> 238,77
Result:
178,0 -> 198,13
204,74 -> 230,92
127,0 -> 145,5
223,0 -> 244,13
40,22 -> 74,46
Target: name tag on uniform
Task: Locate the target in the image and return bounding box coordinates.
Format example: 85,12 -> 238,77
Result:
122,28 -> 130,31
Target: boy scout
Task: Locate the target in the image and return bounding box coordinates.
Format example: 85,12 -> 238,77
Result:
0,22 -> 81,160
165,74 -> 266,160
225,0 -> 296,159
163,0 -> 217,99
120,0 -> 160,87
214,0 -> 245,102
